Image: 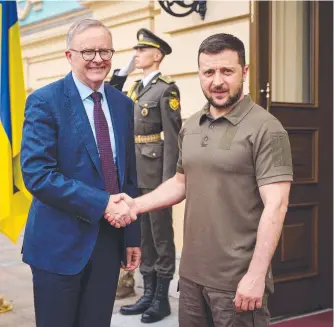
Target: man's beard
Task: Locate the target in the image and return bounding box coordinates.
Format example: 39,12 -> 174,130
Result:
204,82 -> 243,110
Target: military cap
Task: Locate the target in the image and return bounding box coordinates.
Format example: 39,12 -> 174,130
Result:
134,28 -> 172,55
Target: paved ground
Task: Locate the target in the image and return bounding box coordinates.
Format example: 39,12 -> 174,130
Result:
2,233 -> 331,327
0,233 -> 178,327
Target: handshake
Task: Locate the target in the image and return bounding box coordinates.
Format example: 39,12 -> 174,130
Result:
104,193 -> 137,228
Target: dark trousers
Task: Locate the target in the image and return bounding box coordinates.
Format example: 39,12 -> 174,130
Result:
31,220 -> 123,327
139,188 -> 175,279
178,277 -> 270,327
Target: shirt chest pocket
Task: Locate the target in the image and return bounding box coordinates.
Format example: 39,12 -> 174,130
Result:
216,128 -> 254,174
137,100 -> 159,121
182,127 -> 202,147
141,144 -> 163,159
219,124 -> 239,150
183,126 -> 254,175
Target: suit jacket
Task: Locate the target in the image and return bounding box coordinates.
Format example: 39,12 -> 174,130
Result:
109,71 -> 182,189
21,73 -> 139,275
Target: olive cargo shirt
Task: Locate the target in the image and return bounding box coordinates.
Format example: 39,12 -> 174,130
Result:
176,95 -> 293,292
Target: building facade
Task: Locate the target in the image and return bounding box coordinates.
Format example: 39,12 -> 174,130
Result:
19,0 -> 333,318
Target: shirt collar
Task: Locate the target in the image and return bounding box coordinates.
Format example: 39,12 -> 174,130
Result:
72,72 -> 106,101
142,70 -> 160,87
199,95 -> 255,126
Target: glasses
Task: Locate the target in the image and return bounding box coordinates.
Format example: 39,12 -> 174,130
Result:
70,48 -> 115,61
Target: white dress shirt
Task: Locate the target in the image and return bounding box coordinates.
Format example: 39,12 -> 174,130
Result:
72,72 -> 117,161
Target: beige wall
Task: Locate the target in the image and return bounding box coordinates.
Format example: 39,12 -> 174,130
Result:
20,0 -> 251,254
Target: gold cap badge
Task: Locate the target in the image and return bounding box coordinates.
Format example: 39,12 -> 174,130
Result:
141,108 -> 149,116
139,34 -> 144,41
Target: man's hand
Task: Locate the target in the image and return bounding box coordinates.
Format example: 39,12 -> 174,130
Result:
234,272 -> 265,312
118,54 -> 136,76
122,247 -> 141,271
105,193 -> 137,228
105,194 -> 136,228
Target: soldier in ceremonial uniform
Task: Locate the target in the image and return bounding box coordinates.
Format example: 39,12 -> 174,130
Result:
109,28 -> 182,323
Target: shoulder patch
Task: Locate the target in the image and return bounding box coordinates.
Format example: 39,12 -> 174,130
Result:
270,132 -> 292,167
169,97 -> 180,111
159,75 -> 175,84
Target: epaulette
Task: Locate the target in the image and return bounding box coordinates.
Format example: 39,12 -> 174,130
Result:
127,80 -> 140,98
158,75 -> 175,84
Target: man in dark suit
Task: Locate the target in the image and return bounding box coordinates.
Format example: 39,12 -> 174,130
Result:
20,19 -> 140,327
109,28 -> 182,323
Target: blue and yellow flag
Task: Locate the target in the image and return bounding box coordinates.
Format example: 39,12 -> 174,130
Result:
0,0 -> 31,243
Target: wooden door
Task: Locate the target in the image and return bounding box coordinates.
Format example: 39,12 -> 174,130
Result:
251,0 -> 333,317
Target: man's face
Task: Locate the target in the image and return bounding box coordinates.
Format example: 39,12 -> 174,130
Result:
65,27 -> 112,90
199,50 -> 248,110
134,47 -> 162,70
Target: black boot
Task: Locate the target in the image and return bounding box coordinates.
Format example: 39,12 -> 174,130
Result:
141,277 -> 171,323
120,273 -> 156,315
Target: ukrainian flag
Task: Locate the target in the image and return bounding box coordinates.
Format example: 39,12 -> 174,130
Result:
0,0 -> 31,243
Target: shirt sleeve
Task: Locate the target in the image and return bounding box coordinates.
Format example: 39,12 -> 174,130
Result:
176,126 -> 185,174
253,118 -> 293,187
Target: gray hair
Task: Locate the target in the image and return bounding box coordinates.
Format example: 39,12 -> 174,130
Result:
66,19 -> 112,49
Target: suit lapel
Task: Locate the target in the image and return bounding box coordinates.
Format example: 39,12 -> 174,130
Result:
64,73 -> 104,180
104,85 -> 125,188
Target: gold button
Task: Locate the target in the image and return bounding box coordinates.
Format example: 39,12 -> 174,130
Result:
144,103 -> 148,107
152,153 -> 156,157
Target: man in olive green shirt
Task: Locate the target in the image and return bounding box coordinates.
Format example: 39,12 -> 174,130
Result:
107,33 -> 293,327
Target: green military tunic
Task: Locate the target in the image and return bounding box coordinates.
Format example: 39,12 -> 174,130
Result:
109,70 -> 181,281
128,73 -> 182,188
